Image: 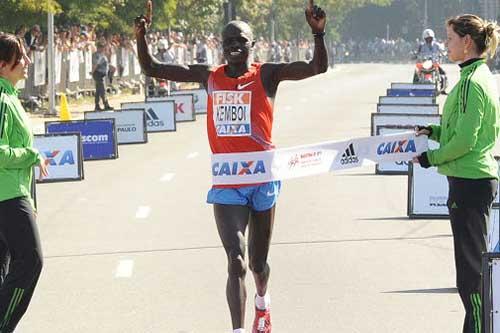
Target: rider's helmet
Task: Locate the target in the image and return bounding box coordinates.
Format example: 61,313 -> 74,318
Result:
422,29 -> 435,42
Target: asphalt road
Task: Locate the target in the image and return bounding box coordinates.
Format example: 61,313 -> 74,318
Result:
19,63 -> 482,332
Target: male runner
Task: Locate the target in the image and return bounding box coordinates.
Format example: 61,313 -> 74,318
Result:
135,2 -> 327,332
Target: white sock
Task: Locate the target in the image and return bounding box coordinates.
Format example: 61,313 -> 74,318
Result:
233,329 -> 245,333
255,293 -> 271,310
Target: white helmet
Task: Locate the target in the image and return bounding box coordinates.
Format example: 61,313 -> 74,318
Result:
422,29 -> 435,40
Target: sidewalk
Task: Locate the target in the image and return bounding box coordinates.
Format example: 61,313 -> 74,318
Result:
28,91 -> 144,133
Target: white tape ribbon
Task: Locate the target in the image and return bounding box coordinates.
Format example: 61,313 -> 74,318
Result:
211,132 -> 428,185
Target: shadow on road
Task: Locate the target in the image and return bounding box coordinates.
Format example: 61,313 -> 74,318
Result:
357,216 -> 410,221
44,234 -> 452,259
383,287 -> 457,294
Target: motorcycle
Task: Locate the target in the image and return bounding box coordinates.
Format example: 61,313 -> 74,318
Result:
413,54 -> 448,95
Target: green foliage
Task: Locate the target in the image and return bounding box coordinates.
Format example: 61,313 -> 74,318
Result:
0,0 -> 61,32
236,0 -> 392,41
174,0 -> 223,34
0,0 -> 392,41
343,0 -> 482,42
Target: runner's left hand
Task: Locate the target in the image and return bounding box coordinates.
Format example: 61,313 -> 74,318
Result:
305,0 -> 326,33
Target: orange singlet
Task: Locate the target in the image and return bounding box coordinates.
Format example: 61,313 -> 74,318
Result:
207,63 -> 275,188
207,63 -> 275,154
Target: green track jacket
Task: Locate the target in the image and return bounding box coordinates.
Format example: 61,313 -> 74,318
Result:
428,59 -> 500,179
0,77 -> 42,205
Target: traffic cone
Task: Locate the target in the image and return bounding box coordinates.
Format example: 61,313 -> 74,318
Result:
59,93 -> 72,121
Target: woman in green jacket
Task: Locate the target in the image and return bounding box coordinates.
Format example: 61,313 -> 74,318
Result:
0,33 -> 49,333
416,15 -> 500,333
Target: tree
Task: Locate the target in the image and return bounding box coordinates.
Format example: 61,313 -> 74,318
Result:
55,0 -> 176,34
0,0 -> 61,32
343,0 -> 482,42
173,0 -> 224,35
235,0 -> 392,41
0,0 -> 394,40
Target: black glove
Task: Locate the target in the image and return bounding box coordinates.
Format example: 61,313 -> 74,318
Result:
417,152 -> 432,169
415,125 -> 433,136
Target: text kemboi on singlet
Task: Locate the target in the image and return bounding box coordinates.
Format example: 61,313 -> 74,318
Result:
207,63 -> 275,187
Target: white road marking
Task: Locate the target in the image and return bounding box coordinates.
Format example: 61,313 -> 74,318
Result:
160,173 -> 176,182
187,152 -> 199,159
115,260 -> 134,278
135,206 -> 151,219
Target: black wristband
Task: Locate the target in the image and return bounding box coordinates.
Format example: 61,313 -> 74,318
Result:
417,152 -> 432,169
313,32 -> 325,38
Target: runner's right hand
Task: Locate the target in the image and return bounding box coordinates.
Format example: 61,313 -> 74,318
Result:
134,0 -> 152,35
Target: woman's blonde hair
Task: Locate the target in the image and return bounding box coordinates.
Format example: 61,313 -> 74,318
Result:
447,14 -> 500,58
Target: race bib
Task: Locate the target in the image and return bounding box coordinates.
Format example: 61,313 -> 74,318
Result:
213,90 -> 252,137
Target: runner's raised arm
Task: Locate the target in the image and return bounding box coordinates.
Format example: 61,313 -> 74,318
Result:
134,0 -> 211,85
260,0 -> 328,97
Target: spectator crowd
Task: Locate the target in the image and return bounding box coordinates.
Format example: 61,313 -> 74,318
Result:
3,22 -> 500,112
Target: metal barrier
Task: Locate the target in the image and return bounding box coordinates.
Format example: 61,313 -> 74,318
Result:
18,43 -> 311,113
18,47 -> 144,110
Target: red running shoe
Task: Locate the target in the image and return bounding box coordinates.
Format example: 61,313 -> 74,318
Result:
252,307 -> 271,333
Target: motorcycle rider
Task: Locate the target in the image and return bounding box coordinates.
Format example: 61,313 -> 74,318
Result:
414,29 -> 447,92
417,29 -> 443,60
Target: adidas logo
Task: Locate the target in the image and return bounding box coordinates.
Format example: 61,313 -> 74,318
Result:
146,108 -> 160,121
340,143 -> 359,165
146,108 -> 164,127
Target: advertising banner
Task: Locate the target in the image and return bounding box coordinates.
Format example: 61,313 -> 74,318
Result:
211,132 -> 427,185
171,89 -> 208,114
483,254 -> 500,333
45,119 -> 118,160
133,45 -> 141,75
377,104 -> 439,114
387,89 -> 436,97
111,53 -> 117,76
34,51 -> 46,87
147,95 -> 196,122
122,48 -> 129,77
408,161 -> 449,218
408,151 -> 499,220
69,50 -> 80,83
391,83 -> 436,90
85,51 -> 92,80
375,126 -> 418,174
490,208 -> 499,253
493,258 -> 500,333
371,113 -> 441,136
379,96 -> 435,105
33,133 -> 84,183
85,110 -> 147,144
121,101 -> 176,132
55,49 -> 62,85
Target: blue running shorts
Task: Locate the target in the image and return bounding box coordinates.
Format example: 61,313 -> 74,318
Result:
207,181 -> 282,212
